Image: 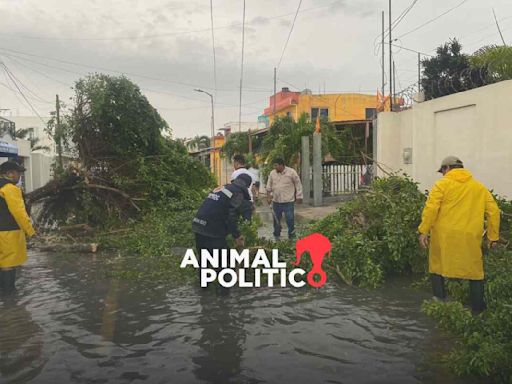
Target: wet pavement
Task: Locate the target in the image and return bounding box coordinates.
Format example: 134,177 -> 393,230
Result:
0,251 -> 474,384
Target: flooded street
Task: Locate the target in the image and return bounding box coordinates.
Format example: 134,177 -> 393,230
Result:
0,251 -> 473,384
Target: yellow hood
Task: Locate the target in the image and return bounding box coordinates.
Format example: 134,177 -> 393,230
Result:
444,168 -> 472,183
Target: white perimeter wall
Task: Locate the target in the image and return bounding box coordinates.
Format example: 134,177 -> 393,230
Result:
376,80 -> 512,198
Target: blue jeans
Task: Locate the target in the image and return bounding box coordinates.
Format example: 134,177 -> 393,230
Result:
272,202 -> 295,239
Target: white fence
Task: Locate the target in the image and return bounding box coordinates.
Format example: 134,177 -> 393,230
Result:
322,164 -> 370,195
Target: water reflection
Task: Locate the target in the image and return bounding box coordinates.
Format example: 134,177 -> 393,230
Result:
0,252 -> 475,384
193,290 -> 255,384
0,296 -> 46,383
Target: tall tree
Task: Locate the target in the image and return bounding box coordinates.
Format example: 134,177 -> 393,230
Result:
66,74 -> 169,171
29,74 -> 214,226
421,39 -> 487,100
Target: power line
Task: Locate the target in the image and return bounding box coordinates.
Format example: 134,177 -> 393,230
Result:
2,57 -> 52,104
239,0 -> 246,133
1,61 -> 46,124
209,0 -> 217,130
390,43 -> 434,57
0,49 -> 268,110
5,54 -> 71,87
463,22 -> 512,50
0,46 -> 271,94
373,0 -> 420,55
392,0 -> 420,30
5,48 -> 268,110
277,0 -> 303,70
396,0 -> 470,40
278,77 -> 377,93
0,1 -> 341,42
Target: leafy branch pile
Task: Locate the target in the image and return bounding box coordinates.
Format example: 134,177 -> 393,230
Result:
310,175 -> 427,288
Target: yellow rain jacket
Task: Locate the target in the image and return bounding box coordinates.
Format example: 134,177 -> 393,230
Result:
0,178 -> 35,268
418,169 -> 500,280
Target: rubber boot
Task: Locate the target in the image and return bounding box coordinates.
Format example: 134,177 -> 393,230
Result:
469,280 -> 485,314
0,269 -> 16,294
431,274 -> 446,300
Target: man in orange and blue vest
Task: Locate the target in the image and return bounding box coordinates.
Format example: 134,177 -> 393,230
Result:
0,160 -> 36,294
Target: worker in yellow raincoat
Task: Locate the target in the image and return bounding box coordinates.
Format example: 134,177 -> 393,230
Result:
0,160 -> 36,294
418,156 -> 500,313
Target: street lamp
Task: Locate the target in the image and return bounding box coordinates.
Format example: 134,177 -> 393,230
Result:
194,89 -> 216,181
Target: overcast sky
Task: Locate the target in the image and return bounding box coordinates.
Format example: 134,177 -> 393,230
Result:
0,0 -> 511,138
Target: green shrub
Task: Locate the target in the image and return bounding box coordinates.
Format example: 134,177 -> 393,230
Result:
309,175 -> 426,287
423,246 -> 512,383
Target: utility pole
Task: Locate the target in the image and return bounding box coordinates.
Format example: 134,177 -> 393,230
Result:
273,67 -> 277,123
389,0 -> 393,112
381,11 -> 385,107
56,94 -> 63,172
393,61 -> 396,110
239,0 -> 246,133
194,89 -> 216,180
418,52 -> 421,93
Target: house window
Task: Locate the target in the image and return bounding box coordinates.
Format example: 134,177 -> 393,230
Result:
365,108 -> 377,119
311,108 -> 328,121
286,111 -> 292,118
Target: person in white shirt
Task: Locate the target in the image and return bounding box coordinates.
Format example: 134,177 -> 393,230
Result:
230,154 -> 253,220
247,164 -> 260,199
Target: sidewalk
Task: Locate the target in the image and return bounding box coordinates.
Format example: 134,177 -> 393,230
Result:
255,198 -> 347,239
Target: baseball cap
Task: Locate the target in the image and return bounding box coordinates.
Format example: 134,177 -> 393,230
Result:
233,173 -> 252,189
0,160 -> 26,174
437,156 -> 463,173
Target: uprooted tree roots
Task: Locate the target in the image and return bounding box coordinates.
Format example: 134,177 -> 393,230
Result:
26,168 -> 142,228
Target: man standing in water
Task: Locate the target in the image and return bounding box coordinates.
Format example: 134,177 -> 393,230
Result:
418,156 -> 500,313
0,160 -> 36,294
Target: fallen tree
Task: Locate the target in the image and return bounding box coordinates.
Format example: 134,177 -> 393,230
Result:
28,74 -> 214,229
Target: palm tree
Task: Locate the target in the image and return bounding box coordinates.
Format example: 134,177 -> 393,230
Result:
186,135 -> 211,151
13,127 -> 51,153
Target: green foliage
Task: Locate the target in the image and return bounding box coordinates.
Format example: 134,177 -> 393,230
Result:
66,73 -> 169,168
97,199 -> 201,281
310,175 -> 426,288
221,131 -> 262,160
32,74 -> 214,227
471,45 -> 512,83
422,245 -> 512,382
112,138 -> 214,206
494,195 -> 512,244
421,39 -> 488,100
258,113 -> 346,178
186,135 -> 211,151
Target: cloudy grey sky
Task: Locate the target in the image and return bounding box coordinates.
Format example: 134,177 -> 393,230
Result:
0,0 -> 511,138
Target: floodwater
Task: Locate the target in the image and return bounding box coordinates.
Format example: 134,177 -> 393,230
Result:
0,251 -> 475,384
